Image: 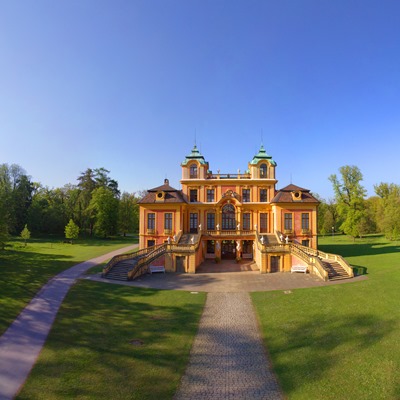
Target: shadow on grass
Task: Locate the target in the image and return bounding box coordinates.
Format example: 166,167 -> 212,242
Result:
264,311 -> 396,397
0,250 -> 76,335
17,281 -> 205,400
319,241 -> 400,258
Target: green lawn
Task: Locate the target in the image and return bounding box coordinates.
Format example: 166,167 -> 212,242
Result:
0,236 -> 136,336
17,280 -> 205,400
252,234 -> 400,400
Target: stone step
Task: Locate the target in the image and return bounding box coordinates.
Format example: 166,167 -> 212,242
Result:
320,259 -> 351,280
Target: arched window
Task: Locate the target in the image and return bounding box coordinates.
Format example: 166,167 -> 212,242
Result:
260,163 -> 267,178
222,204 -> 236,230
190,164 -> 198,179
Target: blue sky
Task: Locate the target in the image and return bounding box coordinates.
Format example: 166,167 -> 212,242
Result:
1,1 -> 399,199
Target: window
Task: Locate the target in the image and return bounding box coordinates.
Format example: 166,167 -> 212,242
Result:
302,239 -> 310,247
284,213 -> 293,231
189,213 -> 198,233
260,163 -> 267,178
207,240 -> 215,254
190,189 -> 198,202
190,164 -> 198,178
260,189 -> 267,202
207,213 -> 215,230
243,213 -> 251,230
147,213 -> 155,230
242,189 -> 250,202
207,189 -> 215,202
222,204 -> 236,230
147,240 -> 155,247
164,213 -> 172,230
260,213 -> 268,233
302,213 -> 310,230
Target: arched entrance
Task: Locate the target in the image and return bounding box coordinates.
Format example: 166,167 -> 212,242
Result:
221,240 -> 236,259
222,203 -> 236,230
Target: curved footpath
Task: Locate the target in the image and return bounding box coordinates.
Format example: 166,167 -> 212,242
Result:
0,244 -> 138,400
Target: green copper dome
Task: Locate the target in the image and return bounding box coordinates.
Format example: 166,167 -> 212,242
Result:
181,145 -> 208,165
249,145 -> 277,166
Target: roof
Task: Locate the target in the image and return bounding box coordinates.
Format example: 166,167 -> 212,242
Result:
181,145 -> 208,166
249,144 -> 277,166
139,179 -> 188,204
271,184 -> 319,204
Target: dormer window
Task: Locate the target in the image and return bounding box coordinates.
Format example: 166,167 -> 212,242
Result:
260,163 -> 267,178
291,190 -> 302,201
190,164 -> 198,179
155,191 -> 165,201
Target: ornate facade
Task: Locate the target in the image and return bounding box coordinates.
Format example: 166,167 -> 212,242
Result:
139,145 -> 319,274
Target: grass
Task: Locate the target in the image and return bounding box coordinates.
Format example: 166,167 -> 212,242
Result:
16,280 -> 206,400
252,234 -> 400,400
0,236 -> 137,336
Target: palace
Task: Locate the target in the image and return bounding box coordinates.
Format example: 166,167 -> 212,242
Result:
138,144 -> 326,275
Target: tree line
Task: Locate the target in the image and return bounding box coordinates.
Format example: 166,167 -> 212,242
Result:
318,165 -> 400,241
1,162 -> 398,245
0,164 -> 142,246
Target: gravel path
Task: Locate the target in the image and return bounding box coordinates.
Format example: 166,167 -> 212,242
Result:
174,292 -> 283,400
0,245 -> 138,400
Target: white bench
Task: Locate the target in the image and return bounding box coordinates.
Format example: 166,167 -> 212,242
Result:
291,265 -> 308,274
149,266 -> 165,274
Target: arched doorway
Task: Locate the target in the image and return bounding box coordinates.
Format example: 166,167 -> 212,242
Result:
222,203 -> 236,230
222,240 -> 236,259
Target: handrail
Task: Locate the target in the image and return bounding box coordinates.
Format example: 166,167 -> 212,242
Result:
290,244 -> 329,281
102,244 -> 164,276
204,229 -> 255,236
126,235 -> 204,281
128,244 -> 168,280
291,243 -> 353,278
255,231 -> 289,252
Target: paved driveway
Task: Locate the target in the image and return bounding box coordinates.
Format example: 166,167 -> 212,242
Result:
85,260 -> 366,293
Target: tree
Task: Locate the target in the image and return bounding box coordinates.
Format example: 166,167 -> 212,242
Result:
0,163 -> 34,235
89,187 -> 119,237
76,168 -> 120,235
316,196 -> 341,235
65,219 -> 79,243
329,165 -> 367,240
374,182 -> 400,240
20,224 -> 31,247
118,192 -> 140,236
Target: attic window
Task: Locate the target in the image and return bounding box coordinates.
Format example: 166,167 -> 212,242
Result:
292,191 -> 302,201
156,191 -> 165,201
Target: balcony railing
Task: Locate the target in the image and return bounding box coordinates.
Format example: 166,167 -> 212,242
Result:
204,229 -> 255,236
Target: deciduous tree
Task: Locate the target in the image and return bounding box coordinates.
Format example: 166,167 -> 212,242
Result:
65,219 -> 80,243
329,165 -> 367,240
20,224 -> 31,247
374,182 -> 400,240
89,187 -> 119,237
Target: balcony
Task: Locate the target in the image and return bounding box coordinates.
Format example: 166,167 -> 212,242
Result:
147,229 -> 155,235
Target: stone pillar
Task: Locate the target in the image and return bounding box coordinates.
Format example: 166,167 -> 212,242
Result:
187,254 -> 196,274
260,251 -> 268,273
165,252 -> 174,272
283,253 -> 292,272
